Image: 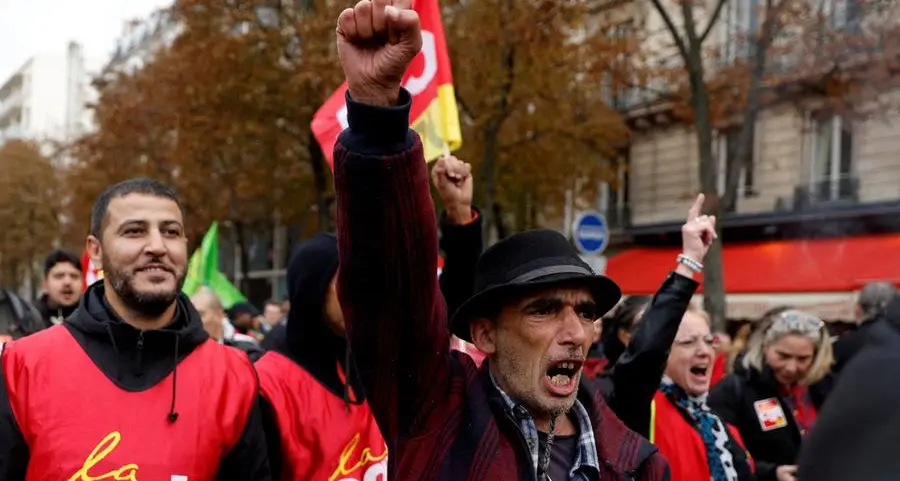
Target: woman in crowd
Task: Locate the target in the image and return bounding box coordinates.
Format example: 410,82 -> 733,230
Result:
584,295 -> 650,377
650,306 -> 755,481
709,309 -> 833,481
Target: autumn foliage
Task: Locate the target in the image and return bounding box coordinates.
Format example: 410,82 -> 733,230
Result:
67,0 -> 346,247
442,0 -> 633,236
0,141 -> 61,292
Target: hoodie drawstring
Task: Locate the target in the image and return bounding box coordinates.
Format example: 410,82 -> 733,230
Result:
104,324 -> 121,382
336,350 -> 356,413
168,333 -> 179,423
343,348 -> 351,412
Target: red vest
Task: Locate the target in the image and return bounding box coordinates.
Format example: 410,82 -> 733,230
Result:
256,351 -> 387,481
650,391 -> 752,481
2,325 -> 258,481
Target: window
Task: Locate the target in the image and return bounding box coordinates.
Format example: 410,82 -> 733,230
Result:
723,0 -> 760,61
827,0 -> 862,30
810,115 -> 854,201
716,128 -> 757,202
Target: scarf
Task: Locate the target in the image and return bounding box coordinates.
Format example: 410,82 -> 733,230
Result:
660,376 -> 738,481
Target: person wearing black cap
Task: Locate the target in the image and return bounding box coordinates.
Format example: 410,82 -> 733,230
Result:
0,178 -> 270,480
255,152 -> 483,479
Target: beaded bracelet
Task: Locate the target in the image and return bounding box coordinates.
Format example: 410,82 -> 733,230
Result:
676,254 -> 703,273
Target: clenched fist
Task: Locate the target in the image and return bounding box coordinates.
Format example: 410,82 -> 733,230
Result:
431,155 -> 473,224
336,0 -> 422,107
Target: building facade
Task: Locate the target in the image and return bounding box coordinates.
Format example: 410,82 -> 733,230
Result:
596,0 -> 900,321
104,9 -> 181,75
0,41 -> 96,149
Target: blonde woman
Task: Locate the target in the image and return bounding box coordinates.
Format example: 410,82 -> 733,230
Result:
709,310 -> 834,481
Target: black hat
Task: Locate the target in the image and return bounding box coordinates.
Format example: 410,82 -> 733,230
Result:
450,229 -> 622,342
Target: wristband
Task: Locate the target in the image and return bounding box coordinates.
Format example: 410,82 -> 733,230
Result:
677,254 -> 703,273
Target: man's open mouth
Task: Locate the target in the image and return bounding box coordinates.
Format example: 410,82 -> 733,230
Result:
689,364 -> 709,376
546,360 -> 583,386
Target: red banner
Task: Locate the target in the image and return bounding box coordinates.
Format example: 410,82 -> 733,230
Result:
312,0 -> 462,168
81,251 -> 103,292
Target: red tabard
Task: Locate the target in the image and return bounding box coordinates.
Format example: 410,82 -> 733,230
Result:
651,391 -> 752,481
2,325 -> 258,481
256,351 -> 388,481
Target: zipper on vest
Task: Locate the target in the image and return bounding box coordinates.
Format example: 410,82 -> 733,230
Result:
135,331 -> 144,377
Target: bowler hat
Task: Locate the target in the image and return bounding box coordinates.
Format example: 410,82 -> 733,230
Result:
450,229 -> 622,342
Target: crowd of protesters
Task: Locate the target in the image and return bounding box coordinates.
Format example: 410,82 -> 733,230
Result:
0,1 -> 897,479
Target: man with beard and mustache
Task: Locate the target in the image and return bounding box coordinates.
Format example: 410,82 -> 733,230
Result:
35,249 -> 83,328
0,178 -> 270,480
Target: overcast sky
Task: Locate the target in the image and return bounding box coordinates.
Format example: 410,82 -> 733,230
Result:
0,0 -> 172,80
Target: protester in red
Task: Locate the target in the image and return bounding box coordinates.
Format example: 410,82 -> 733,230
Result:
256,233 -> 387,481
255,156 -> 482,480
332,2 -> 670,478
650,308 -> 754,481
0,178 -> 270,480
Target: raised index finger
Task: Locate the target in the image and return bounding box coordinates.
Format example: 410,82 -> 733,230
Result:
687,193 -> 705,221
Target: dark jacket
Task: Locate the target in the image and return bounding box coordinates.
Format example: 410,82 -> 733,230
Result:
797,297 -> 900,481
596,273 -> 698,439
226,335 -> 265,362
0,283 -> 270,480
709,365 -> 830,481
438,209 -> 483,317
831,314 -> 887,375
0,289 -> 43,338
333,88 -> 669,480
34,293 -> 78,330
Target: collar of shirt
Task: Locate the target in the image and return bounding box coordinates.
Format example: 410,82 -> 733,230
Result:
490,371 -> 600,480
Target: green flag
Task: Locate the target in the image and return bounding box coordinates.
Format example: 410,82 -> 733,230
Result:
182,222 -> 246,309
181,248 -> 204,296
182,222 -> 219,296
209,270 -> 246,310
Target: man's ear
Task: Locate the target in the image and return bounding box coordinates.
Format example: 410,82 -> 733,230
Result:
86,235 -> 102,269
470,317 -> 498,355
592,319 -> 603,344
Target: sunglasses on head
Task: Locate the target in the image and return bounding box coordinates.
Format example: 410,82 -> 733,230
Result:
777,310 -> 825,331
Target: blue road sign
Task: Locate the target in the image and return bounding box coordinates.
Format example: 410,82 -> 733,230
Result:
572,211 -> 609,255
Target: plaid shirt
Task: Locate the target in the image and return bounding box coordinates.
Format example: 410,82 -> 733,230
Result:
491,373 -> 600,481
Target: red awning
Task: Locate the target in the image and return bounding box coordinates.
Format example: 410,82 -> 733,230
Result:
605,234 -> 900,294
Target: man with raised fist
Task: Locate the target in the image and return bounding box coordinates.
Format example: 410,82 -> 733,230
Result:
332,1 -> 671,480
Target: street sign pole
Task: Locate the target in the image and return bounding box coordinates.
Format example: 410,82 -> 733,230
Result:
572,210 -> 609,274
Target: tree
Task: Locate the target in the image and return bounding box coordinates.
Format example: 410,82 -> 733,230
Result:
644,0 -> 899,330
68,0 -> 346,289
443,0 -> 632,240
0,141 -> 62,296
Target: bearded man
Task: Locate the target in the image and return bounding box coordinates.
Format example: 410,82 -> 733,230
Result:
0,178 -> 270,480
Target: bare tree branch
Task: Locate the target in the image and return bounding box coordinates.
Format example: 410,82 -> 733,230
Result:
649,0 -> 690,60
700,0 -> 729,44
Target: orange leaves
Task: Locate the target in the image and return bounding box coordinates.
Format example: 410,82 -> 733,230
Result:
0,141 -> 61,287
445,0 -> 629,230
68,0 -> 345,241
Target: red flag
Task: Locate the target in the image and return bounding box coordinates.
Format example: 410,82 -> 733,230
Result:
312,0 -> 462,168
81,251 -> 103,292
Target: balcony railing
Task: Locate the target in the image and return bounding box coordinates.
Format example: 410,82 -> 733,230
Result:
792,176 -> 860,210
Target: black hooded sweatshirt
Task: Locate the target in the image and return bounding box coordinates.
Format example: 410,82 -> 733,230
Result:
35,293 -> 79,329
0,282 -> 271,480
257,233 -> 365,477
